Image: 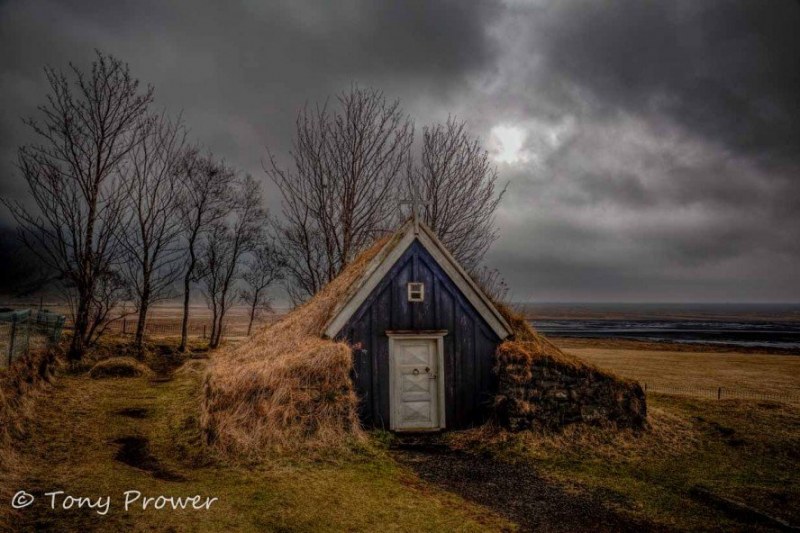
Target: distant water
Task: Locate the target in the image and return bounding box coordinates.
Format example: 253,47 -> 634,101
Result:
524,303 -> 800,351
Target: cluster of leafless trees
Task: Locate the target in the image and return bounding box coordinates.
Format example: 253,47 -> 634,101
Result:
3,52 -> 283,360
267,87 -> 506,303
4,53 -> 507,361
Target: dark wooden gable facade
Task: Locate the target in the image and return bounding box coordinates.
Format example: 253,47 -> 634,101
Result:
335,238 -> 506,429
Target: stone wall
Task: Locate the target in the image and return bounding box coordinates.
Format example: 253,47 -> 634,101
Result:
493,340 -> 646,431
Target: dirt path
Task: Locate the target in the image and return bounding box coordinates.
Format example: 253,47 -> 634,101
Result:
391,439 -> 667,533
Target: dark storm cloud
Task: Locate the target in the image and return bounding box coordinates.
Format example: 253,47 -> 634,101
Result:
0,0 -> 502,208
538,1 -> 800,164
1,0 -> 798,301
469,0 -> 800,301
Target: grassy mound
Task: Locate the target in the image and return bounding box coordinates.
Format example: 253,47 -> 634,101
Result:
0,383 -> 9,452
0,348 -> 60,447
493,304 -> 646,430
202,234 -> 402,458
88,357 -> 153,379
0,347 -> 61,530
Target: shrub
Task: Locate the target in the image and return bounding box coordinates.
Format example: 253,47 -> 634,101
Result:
88,357 -> 153,379
200,235 -> 402,459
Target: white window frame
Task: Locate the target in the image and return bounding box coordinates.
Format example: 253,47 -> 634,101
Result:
407,282 -> 425,302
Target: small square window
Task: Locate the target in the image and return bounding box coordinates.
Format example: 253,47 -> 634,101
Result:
407,282 -> 425,302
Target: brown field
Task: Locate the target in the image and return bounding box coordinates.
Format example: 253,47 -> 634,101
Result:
0,302 -> 278,340
554,338 -> 800,403
0,301 -> 276,324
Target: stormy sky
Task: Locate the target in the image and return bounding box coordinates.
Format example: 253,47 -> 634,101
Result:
1,0 -> 798,303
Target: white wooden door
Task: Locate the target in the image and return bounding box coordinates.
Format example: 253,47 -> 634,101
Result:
391,338 -> 440,431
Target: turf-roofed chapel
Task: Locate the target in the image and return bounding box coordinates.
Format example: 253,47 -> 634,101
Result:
202,219 -> 646,455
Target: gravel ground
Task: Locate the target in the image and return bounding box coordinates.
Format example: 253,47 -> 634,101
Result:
391,439 -> 667,533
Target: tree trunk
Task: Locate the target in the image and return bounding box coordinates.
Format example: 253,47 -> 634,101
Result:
247,295 -> 258,337
208,300 -> 219,349
211,305 -> 225,348
134,298 -> 149,354
179,232 -> 199,352
68,294 -> 91,361
178,269 -> 192,352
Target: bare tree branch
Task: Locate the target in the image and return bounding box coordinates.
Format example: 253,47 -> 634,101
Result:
175,150 -> 235,351
409,116 -> 507,272
200,174 -> 268,347
239,229 -> 286,336
117,111 -> 187,351
2,51 -> 152,360
267,86 -> 413,303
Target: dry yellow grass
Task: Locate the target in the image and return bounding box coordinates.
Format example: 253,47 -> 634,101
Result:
496,302 -> 622,372
0,383 -> 9,449
3,360 -> 513,532
446,402 -> 699,464
565,347 -> 800,401
0,348 -> 61,531
201,232 -> 404,458
0,384 -> 13,529
495,302 -> 642,388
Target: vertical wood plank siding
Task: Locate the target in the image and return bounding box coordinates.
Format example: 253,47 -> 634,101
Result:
340,240 -> 500,429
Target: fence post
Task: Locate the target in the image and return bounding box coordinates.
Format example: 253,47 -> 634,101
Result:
203,324 -> 206,340
717,387 -> 722,400
122,318 -> 127,335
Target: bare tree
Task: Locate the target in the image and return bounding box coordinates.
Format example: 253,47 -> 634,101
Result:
267,87 -> 413,302
409,117 -> 506,271
239,230 -> 285,336
117,112 -> 186,351
200,175 -> 266,348
2,52 -> 152,361
175,151 -> 234,351
82,269 -> 133,343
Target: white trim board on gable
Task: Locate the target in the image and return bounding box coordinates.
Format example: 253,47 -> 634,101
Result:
323,220 -> 513,340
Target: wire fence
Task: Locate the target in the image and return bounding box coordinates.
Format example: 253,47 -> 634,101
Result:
0,309 -> 66,369
642,382 -> 800,404
105,318 -> 214,338
87,316 -> 279,339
